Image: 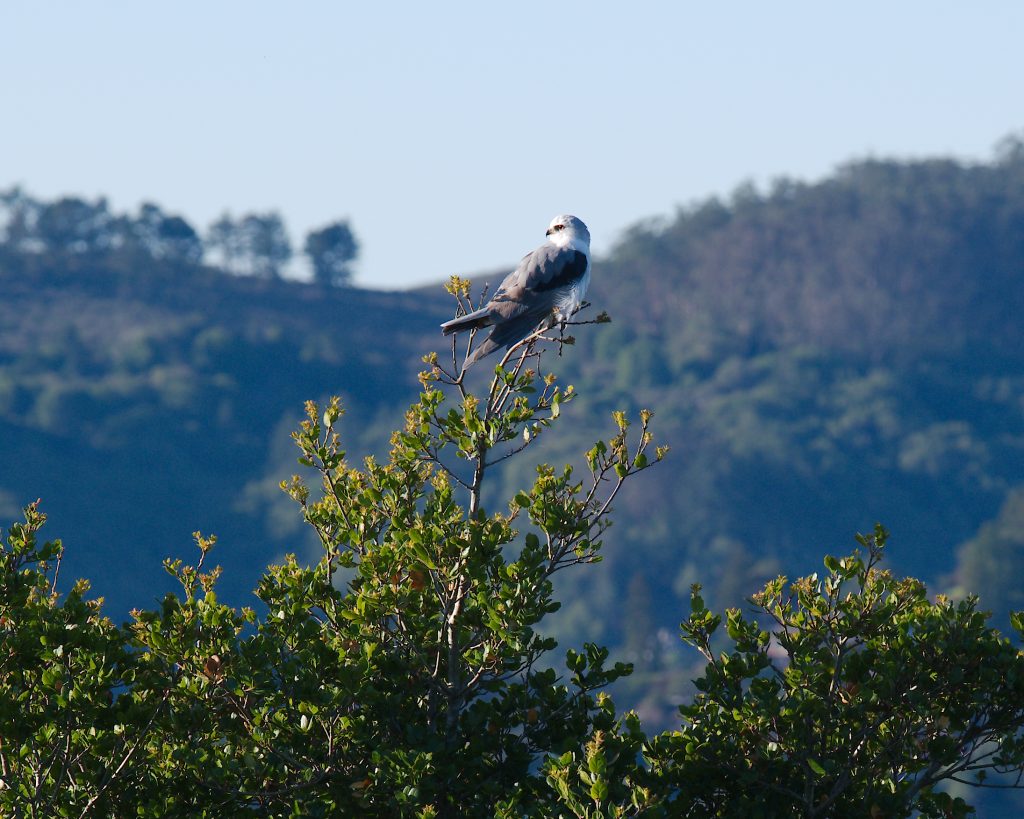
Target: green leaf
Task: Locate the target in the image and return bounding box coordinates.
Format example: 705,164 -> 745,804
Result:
409,540 -> 437,570
1011,611 -> 1024,634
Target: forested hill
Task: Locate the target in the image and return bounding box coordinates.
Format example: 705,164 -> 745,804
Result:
3,141 -> 1024,728
554,142 -> 1024,655
602,150 -> 1024,362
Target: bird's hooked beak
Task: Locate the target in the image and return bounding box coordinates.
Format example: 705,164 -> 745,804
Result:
545,227 -> 554,236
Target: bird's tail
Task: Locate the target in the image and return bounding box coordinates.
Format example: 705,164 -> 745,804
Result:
440,306 -> 493,336
463,337 -> 502,367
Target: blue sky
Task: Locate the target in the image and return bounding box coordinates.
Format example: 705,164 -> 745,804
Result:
2,2 -> 1022,288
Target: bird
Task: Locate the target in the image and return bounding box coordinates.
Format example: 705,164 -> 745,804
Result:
441,214 -> 592,367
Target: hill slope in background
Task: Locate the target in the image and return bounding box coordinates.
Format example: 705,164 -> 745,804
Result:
0,261 -> 443,605
2,140 -> 1024,738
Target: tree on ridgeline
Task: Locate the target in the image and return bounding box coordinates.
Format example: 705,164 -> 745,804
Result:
126,203 -> 204,265
238,211 -> 292,278
206,211 -> 292,278
0,188 -> 204,269
205,211 -> 244,273
35,196 -> 116,256
304,219 -> 358,287
0,186 -> 41,252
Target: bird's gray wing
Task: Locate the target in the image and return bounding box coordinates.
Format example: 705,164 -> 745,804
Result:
462,245 -> 588,365
443,245 -> 585,339
481,244 -> 588,323
466,296 -> 561,364
496,243 -> 589,299
480,299 -> 557,350
483,244 -> 585,325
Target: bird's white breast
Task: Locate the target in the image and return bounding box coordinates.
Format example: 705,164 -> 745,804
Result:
554,257 -> 591,322
548,230 -> 591,321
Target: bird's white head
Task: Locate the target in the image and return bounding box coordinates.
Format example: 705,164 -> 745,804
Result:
545,214 -> 590,249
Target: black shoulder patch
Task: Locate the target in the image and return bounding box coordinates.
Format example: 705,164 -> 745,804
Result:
535,250 -> 588,292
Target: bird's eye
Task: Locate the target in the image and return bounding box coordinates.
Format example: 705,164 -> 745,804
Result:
554,224 -> 564,231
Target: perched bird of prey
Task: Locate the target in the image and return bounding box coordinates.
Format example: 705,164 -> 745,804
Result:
441,214 -> 592,367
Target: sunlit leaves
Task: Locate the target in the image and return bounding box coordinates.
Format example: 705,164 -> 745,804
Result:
660,528 -> 1024,816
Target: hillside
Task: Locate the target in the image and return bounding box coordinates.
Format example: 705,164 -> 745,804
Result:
2,141 -> 1024,732
0,268 -> 439,599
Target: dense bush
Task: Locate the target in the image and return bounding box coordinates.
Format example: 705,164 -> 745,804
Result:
4,286 -> 1024,816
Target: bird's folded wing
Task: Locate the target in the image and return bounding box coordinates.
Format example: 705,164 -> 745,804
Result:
499,245 -> 589,298
485,299 -> 558,349
464,300 -> 556,366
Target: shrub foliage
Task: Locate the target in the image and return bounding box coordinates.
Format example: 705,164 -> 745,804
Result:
2,280 -> 1024,817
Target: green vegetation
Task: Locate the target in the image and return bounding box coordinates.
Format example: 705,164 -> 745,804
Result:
3,139 -> 1024,812
5,305 -> 1024,816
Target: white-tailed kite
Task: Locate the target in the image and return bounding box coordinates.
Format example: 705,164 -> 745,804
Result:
441,214 -> 592,367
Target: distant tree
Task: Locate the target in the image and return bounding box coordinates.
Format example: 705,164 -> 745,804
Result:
995,132 -> 1024,166
304,219 -> 358,286
205,212 -> 244,274
127,203 -> 203,265
1,190 -> 203,268
156,216 -> 203,265
35,196 -> 115,256
207,211 -> 293,278
0,186 -> 41,251
238,212 -> 292,278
